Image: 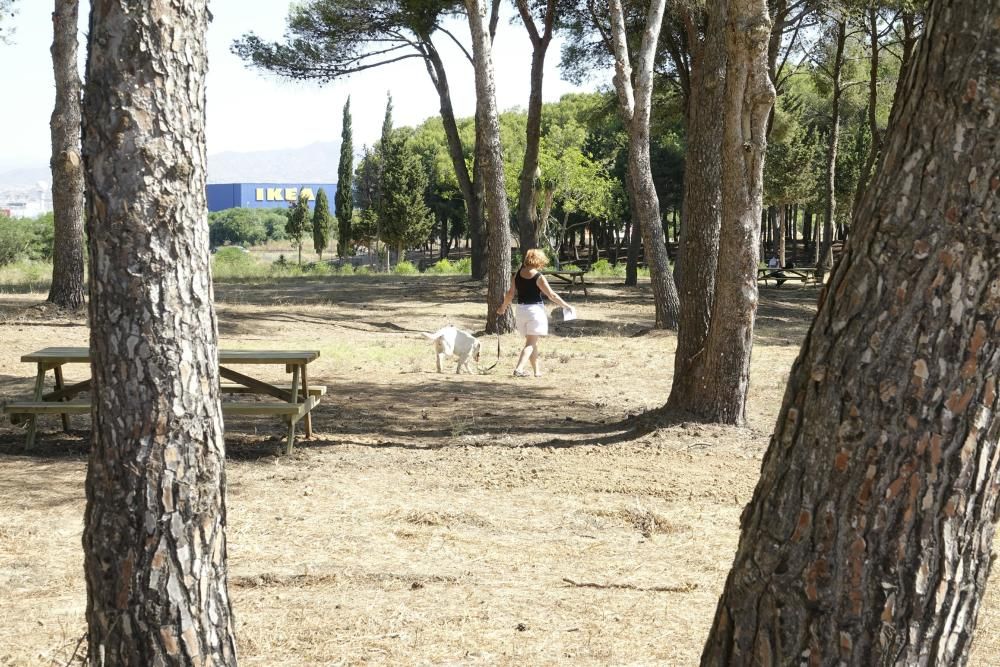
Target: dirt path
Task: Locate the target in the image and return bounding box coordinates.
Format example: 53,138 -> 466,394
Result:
1,276 -> 996,665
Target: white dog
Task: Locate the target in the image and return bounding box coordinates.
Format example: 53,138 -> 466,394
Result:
423,325 -> 481,374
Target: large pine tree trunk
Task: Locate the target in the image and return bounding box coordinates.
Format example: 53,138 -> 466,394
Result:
47,0 -> 85,310
690,0 -> 774,425
668,2 -> 726,407
81,1 -> 238,664
702,1 -> 1000,663
466,0 -> 514,334
818,19 -> 846,281
609,0 -> 679,329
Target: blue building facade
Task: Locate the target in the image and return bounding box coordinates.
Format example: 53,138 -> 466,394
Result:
207,182 -> 338,212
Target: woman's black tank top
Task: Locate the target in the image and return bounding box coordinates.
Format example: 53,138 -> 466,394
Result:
515,270 -> 543,304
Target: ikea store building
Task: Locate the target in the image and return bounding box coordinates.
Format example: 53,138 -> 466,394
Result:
207,183 -> 338,212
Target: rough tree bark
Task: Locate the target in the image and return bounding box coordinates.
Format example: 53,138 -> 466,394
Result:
514,0 -> 556,253
689,0 -> 774,425
47,0 -> 85,310
466,0 -> 514,334
608,0 -> 680,329
81,1 -> 238,664
702,0 -> 1000,662
818,18 -> 846,281
666,1 -> 726,408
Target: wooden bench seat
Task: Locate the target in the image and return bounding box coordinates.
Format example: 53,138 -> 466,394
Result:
4,397 -> 320,455
4,400 -> 90,416
4,397 -> 321,418
220,383 -> 326,396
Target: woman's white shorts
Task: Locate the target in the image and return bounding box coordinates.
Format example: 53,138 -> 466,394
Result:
515,303 -> 548,336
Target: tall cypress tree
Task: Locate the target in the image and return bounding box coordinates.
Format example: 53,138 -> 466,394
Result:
335,97 -> 353,257
373,94 -> 393,270
312,187 -> 332,260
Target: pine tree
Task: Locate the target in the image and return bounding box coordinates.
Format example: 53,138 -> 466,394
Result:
336,97 -> 353,257
286,195 -> 311,265
312,187 -> 332,259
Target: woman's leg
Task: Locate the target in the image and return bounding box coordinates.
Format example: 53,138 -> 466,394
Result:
530,338 -> 541,376
514,335 -> 539,375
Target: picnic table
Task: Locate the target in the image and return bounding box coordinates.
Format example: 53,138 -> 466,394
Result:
2,347 -> 323,454
757,266 -> 818,286
543,269 -> 588,296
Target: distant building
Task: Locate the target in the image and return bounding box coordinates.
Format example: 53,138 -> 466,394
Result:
207,182 -> 338,213
1,200 -> 48,218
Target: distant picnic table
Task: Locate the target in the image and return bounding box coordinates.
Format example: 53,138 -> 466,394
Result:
757,266 -> 818,286
543,269 -> 588,296
3,346 -> 323,454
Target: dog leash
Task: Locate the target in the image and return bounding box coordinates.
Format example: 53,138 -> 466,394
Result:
481,331 -> 501,372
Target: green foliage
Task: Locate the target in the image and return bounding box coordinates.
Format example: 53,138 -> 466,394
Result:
0,214 -> 53,266
453,257 -> 472,274
208,208 -> 271,248
393,260 -> 419,275
286,196 -> 312,263
765,96 -> 823,207
312,188 -> 333,258
212,247 -> 265,280
587,259 -> 626,278
376,107 -> 435,262
337,98 -> 354,256
308,261 -> 332,276
0,259 -> 50,290
424,258 -> 465,275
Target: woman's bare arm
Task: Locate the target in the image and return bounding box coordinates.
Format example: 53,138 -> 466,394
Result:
497,275 -> 518,314
536,275 -> 570,309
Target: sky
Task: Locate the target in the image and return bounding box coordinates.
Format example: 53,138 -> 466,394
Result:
0,0 -> 599,173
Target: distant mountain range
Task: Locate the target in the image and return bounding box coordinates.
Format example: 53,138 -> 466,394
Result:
0,141 -> 342,189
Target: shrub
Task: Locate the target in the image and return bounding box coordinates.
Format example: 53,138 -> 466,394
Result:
393,260 -> 419,275
424,259 -> 457,274
559,263 -> 581,272
308,261 -> 332,276
0,214 -> 54,266
209,208 -> 269,248
453,257 -> 472,275
337,263 -> 355,276
212,246 -> 265,281
587,259 -> 626,278
0,217 -> 34,266
354,265 -> 371,276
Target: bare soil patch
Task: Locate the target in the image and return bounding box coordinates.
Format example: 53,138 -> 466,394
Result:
0,276 -> 996,665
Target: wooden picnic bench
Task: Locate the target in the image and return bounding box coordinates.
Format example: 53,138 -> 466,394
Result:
2,347 -> 323,454
543,269 -> 588,296
757,266 -> 818,286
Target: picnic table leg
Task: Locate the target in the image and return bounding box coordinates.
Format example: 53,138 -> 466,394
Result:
285,365 -> 300,455
25,364 -> 47,450
53,365 -> 69,432
300,363 -> 313,438
580,275 -> 588,297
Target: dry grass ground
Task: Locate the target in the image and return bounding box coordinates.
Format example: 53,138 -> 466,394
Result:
0,275 -> 997,666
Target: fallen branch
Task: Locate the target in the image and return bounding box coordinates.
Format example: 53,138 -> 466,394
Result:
561,578 -> 697,593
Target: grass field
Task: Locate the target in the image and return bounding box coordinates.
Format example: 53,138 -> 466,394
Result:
1,275 -> 997,665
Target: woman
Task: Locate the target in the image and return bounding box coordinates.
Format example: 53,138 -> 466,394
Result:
497,248 -> 573,377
